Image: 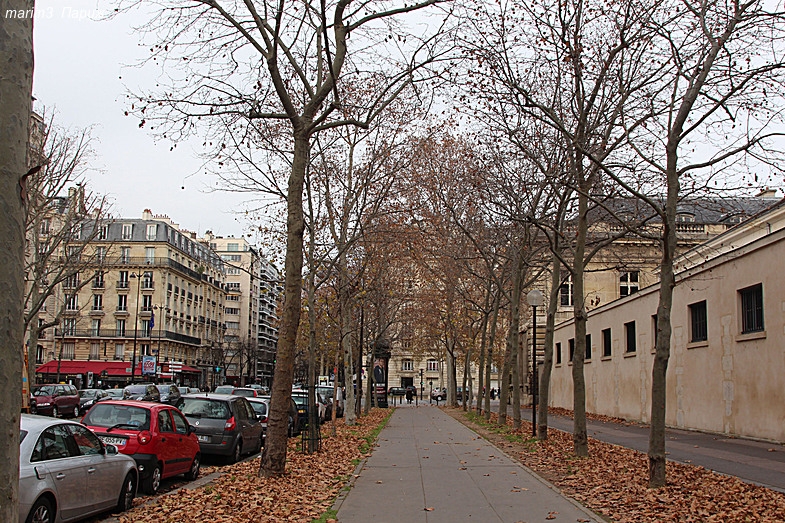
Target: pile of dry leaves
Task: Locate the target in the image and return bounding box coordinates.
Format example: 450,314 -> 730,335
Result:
449,408 -> 785,522
116,409 -> 390,523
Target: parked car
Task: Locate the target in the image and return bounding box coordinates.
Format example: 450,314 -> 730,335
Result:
254,395 -> 301,437
156,384 -> 182,405
388,386 -> 407,397
456,387 -> 473,402
316,385 -> 344,418
176,394 -> 263,464
213,385 -> 235,394
248,384 -> 270,395
123,383 -> 160,402
188,387 -> 202,394
81,400 -> 201,494
231,387 -> 259,398
290,391 -> 318,427
78,388 -> 110,414
31,383 -> 80,418
431,387 -> 447,401
104,388 -> 125,400
19,414 -> 138,523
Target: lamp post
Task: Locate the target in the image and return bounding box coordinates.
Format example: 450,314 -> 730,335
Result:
130,272 -> 142,384
526,289 -> 544,438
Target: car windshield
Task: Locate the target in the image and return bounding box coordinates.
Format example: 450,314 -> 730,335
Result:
79,390 -> 98,398
33,385 -> 56,396
124,385 -> 149,395
232,389 -> 255,397
105,389 -> 123,398
156,385 -> 173,394
291,395 -> 309,406
248,401 -> 267,416
214,386 -> 234,394
82,403 -> 151,431
178,398 -> 232,419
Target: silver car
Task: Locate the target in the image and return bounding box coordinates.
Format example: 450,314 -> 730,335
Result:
19,414 -> 138,523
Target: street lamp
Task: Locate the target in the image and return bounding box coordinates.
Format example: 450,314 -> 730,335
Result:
130,272 -> 142,384
526,289 -> 544,438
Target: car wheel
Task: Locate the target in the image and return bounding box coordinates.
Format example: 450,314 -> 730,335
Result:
25,496 -> 53,523
184,454 -> 200,481
142,463 -> 162,495
229,439 -> 242,464
72,405 -> 79,418
51,406 -> 59,418
117,472 -> 136,512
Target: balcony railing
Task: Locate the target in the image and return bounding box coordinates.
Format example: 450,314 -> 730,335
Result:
53,328 -> 202,346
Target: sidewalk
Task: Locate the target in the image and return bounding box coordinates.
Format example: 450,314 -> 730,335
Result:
335,403 -> 601,523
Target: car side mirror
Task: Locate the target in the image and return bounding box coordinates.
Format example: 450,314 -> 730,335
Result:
188,425 -> 196,435
105,444 -> 119,455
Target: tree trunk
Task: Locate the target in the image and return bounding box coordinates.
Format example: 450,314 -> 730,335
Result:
340,261 -> 357,426
485,290 -> 500,420
508,248 -> 523,429
649,143 -> 679,487
306,267 -> 319,453
571,187 -> 590,457
537,249 -> 561,440
0,3 -> 33,519
260,130 -> 309,477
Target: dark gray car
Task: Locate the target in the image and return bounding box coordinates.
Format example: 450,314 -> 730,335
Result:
176,394 -> 263,463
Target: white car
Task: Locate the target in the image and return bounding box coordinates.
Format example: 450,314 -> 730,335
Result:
19,414 -> 138,523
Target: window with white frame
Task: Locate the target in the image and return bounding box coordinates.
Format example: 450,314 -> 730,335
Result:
65,294 -> 78,311
620,271 -> 639,297
146,224 -> 157,240
91,319 -> 101,337
402,359 -> 414,371
122,224 -> 133,240
98,225 -> 108,240
116,320 -> 126,337
89,342 -> 100,360
426,359 -> 439,372
120,247 -> 130,263
62,342 -> 75,359
560,274 -> 574,306
117,294 -> 127,311
63,318 -> 76,336
145,247 -> 155,264
114,343 -> 125,360
92,294 -> 102,311
95,246 -> 106,263
227,243 -> 239,251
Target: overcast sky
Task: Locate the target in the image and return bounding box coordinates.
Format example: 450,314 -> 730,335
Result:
32,0 -> 253,238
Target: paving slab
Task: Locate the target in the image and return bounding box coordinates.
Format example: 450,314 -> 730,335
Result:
336,404 -> 601,523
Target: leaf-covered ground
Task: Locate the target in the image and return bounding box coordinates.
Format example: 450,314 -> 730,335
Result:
115,409 -> 391,523
447,407 -> 785,522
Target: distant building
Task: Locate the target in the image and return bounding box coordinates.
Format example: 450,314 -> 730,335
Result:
548,197 -> 785,442
36,209 -> 228,388
203,233 -> 281,387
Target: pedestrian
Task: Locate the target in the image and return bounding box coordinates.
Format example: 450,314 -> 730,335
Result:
406,388 -> 413,404
490,387 -> 496,400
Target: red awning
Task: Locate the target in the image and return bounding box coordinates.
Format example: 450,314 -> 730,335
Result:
36,360 -> 203,378
36,360 -> 141,377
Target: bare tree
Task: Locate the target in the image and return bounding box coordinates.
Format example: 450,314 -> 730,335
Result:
23,117 -> 112,388
631,0 -> 785,488
0,2 -> 34,519
119,0 -> 452,476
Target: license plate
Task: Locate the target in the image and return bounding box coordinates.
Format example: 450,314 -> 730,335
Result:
100,436 -> 126,446
197,435 -> 210,442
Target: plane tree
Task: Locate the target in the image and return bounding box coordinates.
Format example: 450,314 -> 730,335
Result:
118,0 -> 454,476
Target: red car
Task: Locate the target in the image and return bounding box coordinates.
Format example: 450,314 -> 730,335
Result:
81,400 -> 201,494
